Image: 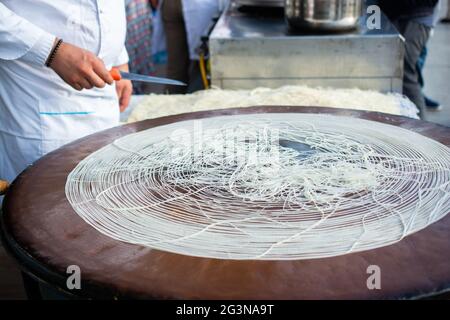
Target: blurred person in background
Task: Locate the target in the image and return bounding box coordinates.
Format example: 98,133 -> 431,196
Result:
0,0 -> 131,182
160,0 -> 228,94
378,0 -> 440,118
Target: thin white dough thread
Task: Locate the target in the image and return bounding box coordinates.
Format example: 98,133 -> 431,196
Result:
66,114 -> 450,260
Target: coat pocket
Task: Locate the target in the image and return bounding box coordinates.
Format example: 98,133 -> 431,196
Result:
39,95 -> 119,155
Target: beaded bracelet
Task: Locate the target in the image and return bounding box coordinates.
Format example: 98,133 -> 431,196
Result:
45,38 -> 64,68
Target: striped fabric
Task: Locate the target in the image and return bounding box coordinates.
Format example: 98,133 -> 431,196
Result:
125,0 -> 155,94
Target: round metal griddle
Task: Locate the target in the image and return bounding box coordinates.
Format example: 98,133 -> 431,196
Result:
1,106 -> 450,300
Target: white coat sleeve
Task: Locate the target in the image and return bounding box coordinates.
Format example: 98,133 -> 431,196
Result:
0,3 -> 56,66
114,45 -> 130,66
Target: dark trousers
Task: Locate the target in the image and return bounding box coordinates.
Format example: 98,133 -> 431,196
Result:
394,20 -> 431,118
417,46 -> 428,88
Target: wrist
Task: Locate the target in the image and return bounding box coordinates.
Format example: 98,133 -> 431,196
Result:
45,38 -> 64,68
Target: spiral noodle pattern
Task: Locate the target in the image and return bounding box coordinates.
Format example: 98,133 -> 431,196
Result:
66,114 -> 450,260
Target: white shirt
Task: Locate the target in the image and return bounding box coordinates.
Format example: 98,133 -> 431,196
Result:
0,0 -> 128,181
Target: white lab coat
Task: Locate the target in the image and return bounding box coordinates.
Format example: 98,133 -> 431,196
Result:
153,0 -> 228,60
0,0 -> 128,182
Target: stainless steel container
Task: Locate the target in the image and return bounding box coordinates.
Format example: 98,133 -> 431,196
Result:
285,0 -> 362,31
210,4 -> 404,92
234,0 -> 285,7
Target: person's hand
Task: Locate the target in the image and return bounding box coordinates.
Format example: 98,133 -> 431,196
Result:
114,64 -> 133,112
50,41 -> 114,91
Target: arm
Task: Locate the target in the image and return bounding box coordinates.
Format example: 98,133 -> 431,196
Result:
0,3 -> 113,91
114,63 -> 133,112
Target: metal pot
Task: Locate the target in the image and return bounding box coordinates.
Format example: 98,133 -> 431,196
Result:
234,0 -> 285,7
285,0 -> 362,31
